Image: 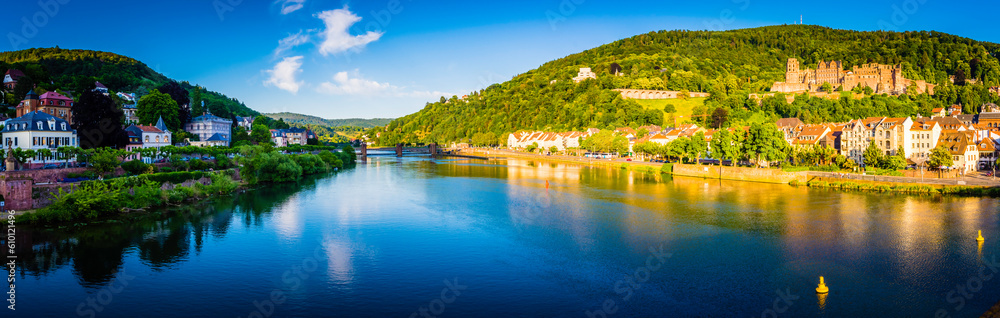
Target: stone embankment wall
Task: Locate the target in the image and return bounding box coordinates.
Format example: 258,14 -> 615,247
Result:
671,164 -> 808,184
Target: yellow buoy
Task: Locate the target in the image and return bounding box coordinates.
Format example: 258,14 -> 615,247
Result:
978,230 -> 985,242
816,276 -> 829,294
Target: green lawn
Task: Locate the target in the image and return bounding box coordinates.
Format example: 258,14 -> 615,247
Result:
634,97 -> 706,127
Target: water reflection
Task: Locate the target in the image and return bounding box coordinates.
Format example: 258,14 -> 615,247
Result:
6,158 -> 999,317
12,175 -> 324,287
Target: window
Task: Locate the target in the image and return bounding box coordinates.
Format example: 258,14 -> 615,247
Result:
145,136 -> 149,142
36,122 -> 42,129
14,137 -> 17,146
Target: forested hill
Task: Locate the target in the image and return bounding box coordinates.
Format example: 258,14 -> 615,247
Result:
265,112 -> 393,128
367,25 -> 1000,146
0,48 -> 260,119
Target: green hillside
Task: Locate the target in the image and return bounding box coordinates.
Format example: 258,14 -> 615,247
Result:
367,25 -> 1000,146
265,112 -> 393,128
0,47 -> 260,119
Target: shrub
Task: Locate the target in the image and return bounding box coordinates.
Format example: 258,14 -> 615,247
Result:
660,163 -> 674,174
341,145 -> 357,164
319,150 -> 343,169
121,160 -> 151,176
788,179 -> 801,186
170,155 -> 188,171
293,154 -> 330,175
215,156 -> 233,169
189,159 -> 210,171
145,171 -> 208,184
245,152 -> 303,184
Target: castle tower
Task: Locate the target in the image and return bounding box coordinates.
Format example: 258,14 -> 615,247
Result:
785,58 -> 800,83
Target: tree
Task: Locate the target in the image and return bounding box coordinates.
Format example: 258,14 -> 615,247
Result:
72,89 -> 129,149
883,146 -> 907,170
137,89 -> 181,131
954,69 -> 967,86
525,142 -> 539,153
663,103 -> 676,113
549,146 -> 559,153
635,128 -> 649,139
686,132 -> 708,164
11,76 -> 35,103
863,141 -> 884,169
232,129 -> 252,146
711,129 -> 741,166
610,63 -> 622,75
927,144 -> 954,170
90,148 -> 121,176
158,81 -> 191,125
190,86 -> 204,115
341,145 -> 357,164
36,149 -> 52,167
710,107 -> 729,129
821,82 -> 833,93
57,146 -> 79,167
251,124 -> 272,145
742,123 -> 787,167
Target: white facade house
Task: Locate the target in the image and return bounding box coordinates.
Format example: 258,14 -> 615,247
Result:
1,111 -> 79,168
126,117 -> 171,146
185,110 -> 232,147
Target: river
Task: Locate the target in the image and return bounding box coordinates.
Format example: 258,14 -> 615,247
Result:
6,156 -> 1000,317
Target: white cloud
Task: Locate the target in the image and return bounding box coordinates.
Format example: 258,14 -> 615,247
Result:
317,70 -> 454,98
276,0 -> 306,14
273,31 -> 311,58
316,7 -> 382,56
318,71 -> 395,95
264,56 -> 305,94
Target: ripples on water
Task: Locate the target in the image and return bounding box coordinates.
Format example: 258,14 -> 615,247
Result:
5,157 -> 1000,317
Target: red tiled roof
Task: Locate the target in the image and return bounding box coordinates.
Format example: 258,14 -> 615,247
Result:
136,125 -> 163,133
38,91 -> 73,101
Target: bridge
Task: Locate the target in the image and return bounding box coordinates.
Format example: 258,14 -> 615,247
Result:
356,143 -> 439,161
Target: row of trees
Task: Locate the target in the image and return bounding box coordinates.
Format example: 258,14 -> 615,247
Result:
630,123 -> 789,167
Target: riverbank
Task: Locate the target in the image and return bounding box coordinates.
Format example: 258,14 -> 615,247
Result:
19,147 -> 359,226
457,148 -> 1000,196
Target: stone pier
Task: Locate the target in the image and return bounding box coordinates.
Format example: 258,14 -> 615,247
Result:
359,143 -> 367,162
395,144 -> 403,157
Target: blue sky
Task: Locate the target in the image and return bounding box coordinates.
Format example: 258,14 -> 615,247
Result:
2,0 -> 997,119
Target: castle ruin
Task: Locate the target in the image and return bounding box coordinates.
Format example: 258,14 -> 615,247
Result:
770,58 -> 935,95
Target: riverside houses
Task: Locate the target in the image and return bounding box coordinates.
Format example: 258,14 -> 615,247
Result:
124,117 -> 172,163
2,111 -> 79,168
186,110 -> 232,147
937,131 -> 979,172
840,117 -> 912,165
507,131 -> 588,151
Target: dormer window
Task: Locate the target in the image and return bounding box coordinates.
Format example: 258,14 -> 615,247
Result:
61,123 -> 66,130
36,122 -> 42,130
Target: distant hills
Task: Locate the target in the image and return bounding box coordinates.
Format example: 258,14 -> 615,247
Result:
265,112 -> 393,128
368,25 -> 1000,146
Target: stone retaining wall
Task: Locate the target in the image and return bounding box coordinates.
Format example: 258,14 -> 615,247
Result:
671,164 -> 808,184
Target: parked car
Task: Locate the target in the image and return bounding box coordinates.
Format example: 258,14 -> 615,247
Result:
42,164 -> 60,169
626,158 -> 632,162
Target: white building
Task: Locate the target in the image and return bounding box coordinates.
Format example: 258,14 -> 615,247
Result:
185,110 -> 232,147
125,117 -> 172,161
1,111 -> 79,168
572,67 -> 597,83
